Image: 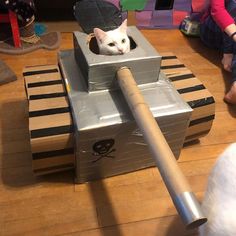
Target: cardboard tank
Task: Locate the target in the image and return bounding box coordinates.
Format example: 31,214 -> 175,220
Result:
58,26 -> 193,184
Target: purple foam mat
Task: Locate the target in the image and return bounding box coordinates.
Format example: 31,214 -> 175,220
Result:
143,0 -> 156,10
151,10 -> 173,28
105,0 -> 121,9
103,0 -> 197,29
136,11 -> 153,27
174,0 -> 192,11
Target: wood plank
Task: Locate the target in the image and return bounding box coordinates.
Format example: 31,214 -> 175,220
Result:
33,154 -> 75,169
0,169 -> 75,203
0,152 -> 32,169
63,216 -> 198,236
180,89 -> 213,103
171,78 -> 202,89
24,71 -> 61,83
26,84 -> 65,98
29,113 -> 72,131
1,209 -> 98,236
29,97 -> 69,112
0,30 -> 235,236
189,104 -> 215,120
30,133 -> 73,153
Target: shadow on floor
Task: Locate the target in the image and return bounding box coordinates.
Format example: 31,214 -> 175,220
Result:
0,100 -> 74,187
88,178 -> 123,236
166,215 -> 199,236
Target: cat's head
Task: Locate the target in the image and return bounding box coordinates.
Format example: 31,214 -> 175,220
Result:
93,19 -> 130,55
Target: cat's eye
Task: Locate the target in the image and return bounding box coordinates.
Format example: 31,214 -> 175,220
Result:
108,43 -> 115,47
122,39 -> 126,43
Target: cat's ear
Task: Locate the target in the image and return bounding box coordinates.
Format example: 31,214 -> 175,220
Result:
119,19 -> 128,33
93,28 -> 107,43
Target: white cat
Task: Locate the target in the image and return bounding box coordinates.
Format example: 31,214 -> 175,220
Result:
93,19 -> 130,55
199,143 -> 236,236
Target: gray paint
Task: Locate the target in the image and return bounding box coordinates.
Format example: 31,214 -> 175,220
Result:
73,26 -> 162,91
58,50 -> 192,183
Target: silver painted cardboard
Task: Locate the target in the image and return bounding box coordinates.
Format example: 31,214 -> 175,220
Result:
73,26 -> 162,91
58,50 -> 192,183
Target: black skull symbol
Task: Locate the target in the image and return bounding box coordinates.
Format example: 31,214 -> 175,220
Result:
92,139 -> 115,162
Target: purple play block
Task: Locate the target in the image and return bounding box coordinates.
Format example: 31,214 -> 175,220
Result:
150,10 -> 173,28
105,0 -> 120,9
105,0 -> 197,29
174,0 -> 192,11
136,11 -> 153,27
143,0 -> 156,10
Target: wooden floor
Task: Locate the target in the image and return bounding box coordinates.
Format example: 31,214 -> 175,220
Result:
1,29 -> 236,236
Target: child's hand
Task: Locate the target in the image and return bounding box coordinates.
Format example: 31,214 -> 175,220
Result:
222,53 -> 233,72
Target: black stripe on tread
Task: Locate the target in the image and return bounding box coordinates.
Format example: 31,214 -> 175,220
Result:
33,148 -> 74,160
30,125 -> 73,139
189,115 -> 215,127
177,84 -> 206,94
23,68 -> 58,76
29,92 -> 66,100
29,107 -> 70,117
187,97 -> 215,109
161,56 -> 177,60
27,80 -> 62,88
185,130 -> 211,142
161,64 -> 185,69
167,73 -> 195,81
34,163 -> 74,173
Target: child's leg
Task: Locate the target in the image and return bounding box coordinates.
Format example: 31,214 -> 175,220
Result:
221,0 -> 236,72
200,15 -> 234,71
200,15 -> 223,50
224,54 -> 236,104
222,53 -> 233,72
221,33 -> 234,72
224,82 -> 236,104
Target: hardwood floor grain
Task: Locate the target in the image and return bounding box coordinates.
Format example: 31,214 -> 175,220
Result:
1,30 -> 235,236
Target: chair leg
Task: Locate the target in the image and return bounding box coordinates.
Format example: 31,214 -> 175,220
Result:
9,10 -> 21,48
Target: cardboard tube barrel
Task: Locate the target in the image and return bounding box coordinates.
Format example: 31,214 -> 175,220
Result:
116,67 -> 207,229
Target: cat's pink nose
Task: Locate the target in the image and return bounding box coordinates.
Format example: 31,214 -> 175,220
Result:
118,49 -> 124,54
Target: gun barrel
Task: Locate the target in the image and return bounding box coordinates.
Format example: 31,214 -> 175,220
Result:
116,67 -> 207,229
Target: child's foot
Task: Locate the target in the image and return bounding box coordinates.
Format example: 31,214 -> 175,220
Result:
224,82 -> 236,104
222,53 -> 233,72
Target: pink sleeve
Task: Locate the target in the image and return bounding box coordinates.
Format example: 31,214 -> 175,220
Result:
211,0 -> 235,30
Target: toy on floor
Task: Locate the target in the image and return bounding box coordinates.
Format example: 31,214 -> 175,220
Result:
0,0 -> 60,54
23,53 -> 215,176
179,16 -> 200,37
0,10 -> 21,47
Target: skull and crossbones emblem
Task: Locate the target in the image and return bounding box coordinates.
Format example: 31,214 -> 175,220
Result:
92,139 -> 116,163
